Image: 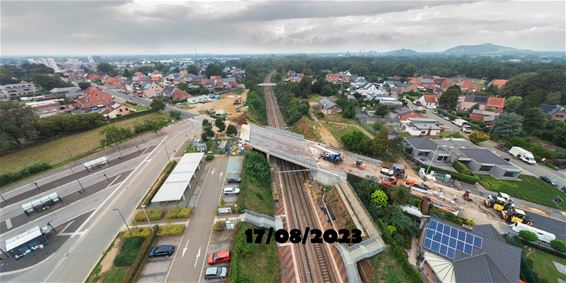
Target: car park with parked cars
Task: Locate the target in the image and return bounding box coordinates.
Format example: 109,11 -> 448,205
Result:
148,245 -> 175,258
204,266 -> 228,280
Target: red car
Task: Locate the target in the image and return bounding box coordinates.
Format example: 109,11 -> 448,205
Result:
207,250 -> 231,265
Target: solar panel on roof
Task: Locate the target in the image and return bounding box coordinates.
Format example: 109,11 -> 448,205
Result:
424,238 -> 432,249
466,234 -> 474,244
464,244 -> 473,255
424,220 -> 482,260
474,237 -> 482,248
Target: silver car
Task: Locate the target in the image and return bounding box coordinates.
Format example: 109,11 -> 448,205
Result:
204,266 -> 227,280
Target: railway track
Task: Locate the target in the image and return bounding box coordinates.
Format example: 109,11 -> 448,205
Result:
262,74 -> 337,283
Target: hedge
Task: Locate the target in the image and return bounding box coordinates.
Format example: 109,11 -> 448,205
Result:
0,162 -> 51,187
165,208 -> 191,219
214,221 -> 226,232
157,224 -> 185,236
431,208 -> 475,226
378,220 -> 424,283
121,226 -> 158,283
141,160 -> 177,206
134,209 -> 164,222
551,240 -> 566,253
453,160 -> 473,175
519,230 -> 538,242
422,164 -> 479,184
518,237 -> 566,259
114,236 -> 145,267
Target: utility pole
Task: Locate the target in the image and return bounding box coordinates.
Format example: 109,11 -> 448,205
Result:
69,166 -> 85,193
113,208 -> 132,233
141,204 -> 151,225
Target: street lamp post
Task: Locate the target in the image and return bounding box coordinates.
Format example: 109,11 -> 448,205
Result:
141,204 -> 151,225
113,208 -> 132,233
69,166 -> 85,193
116,143 -> 123,159
163,141 -> 171,160
103,173 -> 110,183
34,182 -> 40,191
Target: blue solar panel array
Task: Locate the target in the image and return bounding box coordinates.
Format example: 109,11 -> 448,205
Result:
424,220 -> 483,260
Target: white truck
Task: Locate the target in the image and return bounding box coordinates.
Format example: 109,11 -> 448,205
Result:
508,146 -> 536,165
452,118 -> 468,127
511,222 -> 556,243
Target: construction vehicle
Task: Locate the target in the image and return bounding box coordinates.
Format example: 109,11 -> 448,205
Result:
380,177 -> 415,189
320,152 -> 343,164
353,159 -> 366,169
484,192 -> 514,211
234,96 -> 242,105
463,190 -> 472,202
502,208 -> 533,225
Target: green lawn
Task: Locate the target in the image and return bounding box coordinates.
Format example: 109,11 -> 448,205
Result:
230,222 -> 280,283
0,112 -> 168,175
102,267 -> 127,283
125,101 -> 148,112
478,175 -> 566,210
526,250 -> 566,283
363,250 -> 420,283
238,178 -> 274,216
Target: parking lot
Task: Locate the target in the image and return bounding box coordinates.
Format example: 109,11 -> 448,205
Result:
138,236 -> 182,283
199,226 -> 235,282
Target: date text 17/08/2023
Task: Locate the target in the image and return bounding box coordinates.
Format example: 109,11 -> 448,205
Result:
245,228 -> 362,244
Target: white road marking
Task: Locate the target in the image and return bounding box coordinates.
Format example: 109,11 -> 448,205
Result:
194,248 -> 201,268
5,218 -> 12,230
182,239 -> 190,258
219,171 -> 223,180
58,220 -> 75,234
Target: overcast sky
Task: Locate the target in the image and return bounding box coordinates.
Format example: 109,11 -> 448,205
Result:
1,0 -> 564,56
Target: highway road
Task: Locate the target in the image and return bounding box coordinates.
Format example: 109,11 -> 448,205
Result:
165,156 -> 228,283
0,119 -> 199,282
409,101 -> 566,187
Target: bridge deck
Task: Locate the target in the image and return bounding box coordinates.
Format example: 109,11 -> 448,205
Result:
247,125 -> 383,179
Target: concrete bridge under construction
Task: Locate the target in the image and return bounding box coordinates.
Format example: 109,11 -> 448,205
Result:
240,124 -> 383,186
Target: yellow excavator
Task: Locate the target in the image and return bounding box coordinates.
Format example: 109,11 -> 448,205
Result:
501,208 -> 533,225
484,192 -> 514,211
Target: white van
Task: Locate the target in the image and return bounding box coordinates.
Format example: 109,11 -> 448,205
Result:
508,147 -> 536,165
511,222 -> 556,243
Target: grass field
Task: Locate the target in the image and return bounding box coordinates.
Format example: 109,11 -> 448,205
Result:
231,222 -> 280,283
478,175 -> 566,210
125,101 -> 148,112
362,250 -> 419,282
101,267 -> 127,283
526,249 -> 566,283
238,152 -> 274,216
0,112 -> 168,175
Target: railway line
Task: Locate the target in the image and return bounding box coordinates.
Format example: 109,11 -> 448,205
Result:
262,74 -> 338,283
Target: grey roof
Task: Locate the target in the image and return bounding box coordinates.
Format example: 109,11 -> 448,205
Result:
404,137 -> 438,151
426,219 -> 521,283
319,98 -> 340,110
460,148 -> 509,165
394,107 -> 413,115
162,86 -> 175,97
540,103 -> 565,115
464,95 -> 488,104
51,86 -> 80,93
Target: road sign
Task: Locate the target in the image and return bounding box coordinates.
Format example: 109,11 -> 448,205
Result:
554,196 -> 563,206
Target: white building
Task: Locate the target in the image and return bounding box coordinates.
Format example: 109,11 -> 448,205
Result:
401,118 -> 442,136
0,82 -> 37,99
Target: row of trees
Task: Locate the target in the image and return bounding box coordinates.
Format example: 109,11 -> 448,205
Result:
340,127 -> 399,162
275,82 -> 310,124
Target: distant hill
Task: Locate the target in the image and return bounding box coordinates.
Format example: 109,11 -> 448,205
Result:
381,48 -> 420,57
443,43 -> 523,56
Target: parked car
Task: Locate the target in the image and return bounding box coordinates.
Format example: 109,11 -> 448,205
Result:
539,176 -> 559,187
462,126 -> 472,133
223,187 -> 240,195
204,267 -> 228,280
442,116 -> 451,121
380,167 -> 393,176
207,250 -> 231,265
226,176 -> 241,184
148,245 -> 175,258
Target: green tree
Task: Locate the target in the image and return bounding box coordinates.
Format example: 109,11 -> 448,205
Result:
215,118 -> 226,132
387,185 -> 410,204
439,85 -> 461,110
100,126 -> 133,146
177,82 -> 188,91
298,76 -> 312,98
168,110 -> 182,120
544,91 -> 562,105
491,112 -> 523,139
384,205 -> 418,236
522,107 -> 547,136
504,96 -> 523,113
320,85 -> 337,97
468,130 -> 490,144
122,69 -> 132,78
150,97 -> 167,112
519,230 -> 538,242
187,65 -> 200,75
226,124 -> 237,136
32,74 -> 71,91
0,101 -> 39,146
202,119 -> 210,127
550,239 -> 566,253
205,64 -> 223,77
96,62 -> 118,76
78,82 -> 91,90
374,104 -> 389,117
371,190 -> 388,206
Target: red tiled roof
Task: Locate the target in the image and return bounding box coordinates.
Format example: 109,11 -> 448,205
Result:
490,79 -> 508,88
77,86 -> 113,109
423,95 -> 438,104
134,71 -> 144,77
151,76 -> 161,81
486,97 -> 505,108
170,89 -> 190,101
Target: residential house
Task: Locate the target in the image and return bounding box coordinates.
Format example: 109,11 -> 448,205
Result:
403,137 -> 521,178
319,98 -> 342,115
325,71 -> 352,83
287,70 -> 304,83
421,219 -> 521,283
76,86 -> 114,110
459,79 -> 482,93
470,109 -> 498,125
401,118 -> 442,136
485,97 -> 505,113
457,95 -> 488,112
50,86 -> 81,99
417,95 -> 439,109
162,86 -> 176,97
103,76 -> 126,92
356,108 -> 379,125
25,99 -> 69,118
353,83 -> 383,98
489,79 -> 508,89
144,82 -> 164,98
105,103 -> 131,118
222,77 -> 239,89
541,104 -> 566,122
85,73 -> 101,82
373,96 -> 403,107
0,82 -> 37,99
389,107 -> 422,122
170,88 -> 191,102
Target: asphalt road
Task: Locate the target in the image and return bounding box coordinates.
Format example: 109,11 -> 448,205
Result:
0,119 -> 198,282
100,86 -> 195,118
409,101 -> 566,187
165,156 -> 228,283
